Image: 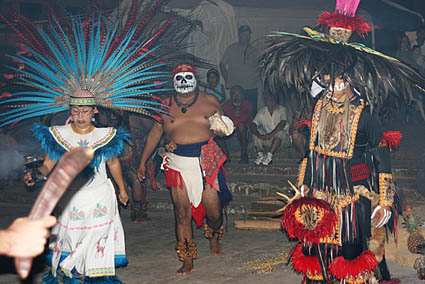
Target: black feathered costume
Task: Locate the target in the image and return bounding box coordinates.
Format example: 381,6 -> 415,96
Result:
261,0 -> 424,283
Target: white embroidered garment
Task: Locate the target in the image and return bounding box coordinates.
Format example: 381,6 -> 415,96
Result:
47,124 -> 126,278
162,152 -> 204,207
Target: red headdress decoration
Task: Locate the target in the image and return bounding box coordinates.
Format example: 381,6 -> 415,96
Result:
318,0 -> 370,37
172,64 -> 197,76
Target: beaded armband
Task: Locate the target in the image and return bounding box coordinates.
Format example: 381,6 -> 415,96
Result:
379,173 -> 395,207
297,158 -> 308,187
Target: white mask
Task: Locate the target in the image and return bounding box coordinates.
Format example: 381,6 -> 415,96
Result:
310,80 -> 324,98
173,72 -> 197,94
329,82 -> 347,92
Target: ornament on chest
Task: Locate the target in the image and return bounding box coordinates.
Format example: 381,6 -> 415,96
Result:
316,104 -> 356,152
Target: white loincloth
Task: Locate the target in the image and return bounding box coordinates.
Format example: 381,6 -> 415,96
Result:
162,152 -> 204,207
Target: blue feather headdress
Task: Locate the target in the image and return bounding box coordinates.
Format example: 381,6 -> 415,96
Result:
0,14 -> 171,127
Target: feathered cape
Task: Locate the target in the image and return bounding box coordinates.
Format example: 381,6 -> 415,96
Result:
260,27 -> 425,118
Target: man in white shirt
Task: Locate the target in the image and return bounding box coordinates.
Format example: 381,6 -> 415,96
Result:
250,94 -> 290,166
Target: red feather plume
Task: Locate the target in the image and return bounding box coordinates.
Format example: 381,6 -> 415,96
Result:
380,131 -> 402,152
318,12 -> 370,35
295,119 -> 311,130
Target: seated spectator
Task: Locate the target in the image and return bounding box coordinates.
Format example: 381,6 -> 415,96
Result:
221,85 -> 253,163
411,26 -> 425,58
204,68 -> 226,103
412,45 -> 425,76
250,94 -> 290,166
396,35 -> 421,70
289,109 -> 310,163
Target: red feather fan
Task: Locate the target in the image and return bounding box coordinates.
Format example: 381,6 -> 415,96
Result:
281,197 -> 337,244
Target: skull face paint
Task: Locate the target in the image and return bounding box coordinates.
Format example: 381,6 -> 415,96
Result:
174,72 -> 197,94
329,82 -> 347,92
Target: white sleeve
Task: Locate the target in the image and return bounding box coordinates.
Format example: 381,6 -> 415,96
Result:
278,106 -> 287,121
252,111 -> 262,126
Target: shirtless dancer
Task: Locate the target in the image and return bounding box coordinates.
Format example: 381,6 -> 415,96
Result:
137,64 -> 232,274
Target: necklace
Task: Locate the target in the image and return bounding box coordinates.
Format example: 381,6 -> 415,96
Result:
173,89 -> 199,114
71,123 -> 94,135
327,101 -> 344,114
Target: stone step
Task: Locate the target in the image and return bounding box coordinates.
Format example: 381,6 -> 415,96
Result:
139,173 -> 419,198
226,176 -> 418,197
227,148 -> 419,162
223,162 -> 420,177
147,172 -> 418,197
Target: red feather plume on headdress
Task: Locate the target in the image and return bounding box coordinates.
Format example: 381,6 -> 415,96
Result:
318,0 -> 370,35
318,12 -> 370,35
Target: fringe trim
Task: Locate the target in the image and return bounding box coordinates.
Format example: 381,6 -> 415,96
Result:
42,271 -> 125,284
328,250 -> 377,281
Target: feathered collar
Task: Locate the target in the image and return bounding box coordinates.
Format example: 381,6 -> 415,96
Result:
32,123 -> 130,169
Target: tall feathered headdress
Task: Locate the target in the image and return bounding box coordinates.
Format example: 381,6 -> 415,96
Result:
109,0 -> 211,73
0,12 -> 172,127
260,0 -> 425,118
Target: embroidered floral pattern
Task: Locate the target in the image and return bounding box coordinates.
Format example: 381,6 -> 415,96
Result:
49,125 -> 116,151
93,203 -> 108,218
200,138 -> 226,190
70,206 -> 85,221
87,267 -> 115,277
78,139 -> 89,147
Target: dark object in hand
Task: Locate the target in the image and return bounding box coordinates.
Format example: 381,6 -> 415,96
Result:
24,155 -> 46,184
417,244 -> 425,255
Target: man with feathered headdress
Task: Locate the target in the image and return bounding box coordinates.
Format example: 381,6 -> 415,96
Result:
262,0 -> 424,283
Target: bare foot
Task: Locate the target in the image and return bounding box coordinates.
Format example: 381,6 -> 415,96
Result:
176,258 -> 193,275
209,238 -> 222,256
